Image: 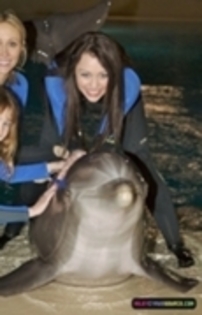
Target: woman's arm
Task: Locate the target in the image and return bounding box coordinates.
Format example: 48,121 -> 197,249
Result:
0,160 -> 65,184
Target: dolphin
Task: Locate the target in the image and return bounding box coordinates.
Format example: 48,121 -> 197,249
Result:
23,0 -> 112,64
0,152 -> 198,296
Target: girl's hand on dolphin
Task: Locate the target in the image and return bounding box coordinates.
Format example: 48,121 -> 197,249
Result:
28,184 -> 58,218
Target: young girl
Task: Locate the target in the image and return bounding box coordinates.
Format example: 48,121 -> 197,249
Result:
0,86 -> 65,184
0,87 -> 19,176
0,86 -> 55,222
0,87 -> 84,223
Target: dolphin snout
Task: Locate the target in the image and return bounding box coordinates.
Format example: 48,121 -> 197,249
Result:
115,183 -> 135,208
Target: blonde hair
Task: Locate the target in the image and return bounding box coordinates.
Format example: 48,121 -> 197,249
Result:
0,87 -> 19,171
0,11 -> 27,69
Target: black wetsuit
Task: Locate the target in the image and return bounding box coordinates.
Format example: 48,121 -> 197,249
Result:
122,96 -> 181,247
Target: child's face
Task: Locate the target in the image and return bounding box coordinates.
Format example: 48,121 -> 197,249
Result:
0,108 -> 12,142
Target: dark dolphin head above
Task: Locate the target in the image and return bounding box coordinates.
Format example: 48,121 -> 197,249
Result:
23,0 -> 112,65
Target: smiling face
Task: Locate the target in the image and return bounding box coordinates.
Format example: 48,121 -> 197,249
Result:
0,107 -> 12,142
0,22 -> 23,84
75,52 -> 109,103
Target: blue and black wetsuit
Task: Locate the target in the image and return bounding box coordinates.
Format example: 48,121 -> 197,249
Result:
67,68 -> 193,266
0,65 -> 64,233
122,93 -> 194,266
45,66 -> 183,249
48,67 -> 193,260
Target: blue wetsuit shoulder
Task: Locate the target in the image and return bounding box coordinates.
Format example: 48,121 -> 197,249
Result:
123,67 -> 141,114
44,75 -> 66,135
98,67 -> 141,134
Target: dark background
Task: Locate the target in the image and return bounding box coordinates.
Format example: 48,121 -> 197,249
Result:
0,0 -> 202,22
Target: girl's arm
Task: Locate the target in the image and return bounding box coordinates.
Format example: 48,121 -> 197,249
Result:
0,204 -> 29,224
0,150 -> 86,224
0,183 -> 57,224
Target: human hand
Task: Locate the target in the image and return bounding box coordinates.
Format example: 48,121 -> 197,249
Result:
47,160 -> 66,174
53,145 -> 70,159
28,183 -> 57,218
34,178 -> 51,184
57,149 -> 86,180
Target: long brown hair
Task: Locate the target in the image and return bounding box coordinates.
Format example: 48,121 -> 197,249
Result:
58,31 -> 133,150
0,87 -> 19,170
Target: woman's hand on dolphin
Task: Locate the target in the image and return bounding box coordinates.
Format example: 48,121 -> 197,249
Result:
53,145 -> 70,159
57,150 -> 86,180
28,184 -> 58,218
37,149 -> 85,182
46,148 -> 84,175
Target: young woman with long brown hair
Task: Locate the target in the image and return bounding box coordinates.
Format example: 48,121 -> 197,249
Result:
45,31 -> 194,268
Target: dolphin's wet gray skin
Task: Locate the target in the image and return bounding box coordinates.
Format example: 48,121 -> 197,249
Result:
0,152 -> 198,296
23,0 -> 112,64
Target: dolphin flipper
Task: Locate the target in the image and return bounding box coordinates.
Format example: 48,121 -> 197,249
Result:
0,258 -> 57,296
142,256 -> 198,293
